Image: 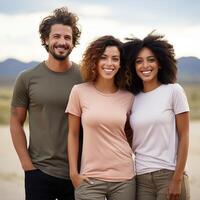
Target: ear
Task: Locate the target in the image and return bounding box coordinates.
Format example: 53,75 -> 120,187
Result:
44,38 -> 49,46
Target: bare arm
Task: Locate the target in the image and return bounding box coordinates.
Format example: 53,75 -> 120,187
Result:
68,113 -> 81,177
67,113 -> 91,187
10,106 -> 35,171
168,112 -> 189,199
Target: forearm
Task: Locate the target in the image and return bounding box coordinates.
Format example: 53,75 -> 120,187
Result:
173,112 -> 190,181
68,131 -> 80,177
10,122 -> 32,168
173,133 -> 189,181
10,107 -> 34,170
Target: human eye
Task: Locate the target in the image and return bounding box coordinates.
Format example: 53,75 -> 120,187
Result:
64,35 -> 72,40
135,59 -> 142,64
148,57 -> 156,63
100,55 -> 106,60
53,34 -> 60,39
112,56 -> 119,62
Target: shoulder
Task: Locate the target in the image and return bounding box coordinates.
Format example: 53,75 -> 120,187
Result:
16,62 -> 43,82
119,89 -> 134,98
156,83 -> 184,93
164,83 -> 185,93
72,82 -> 92,91
160,84 -> 188,103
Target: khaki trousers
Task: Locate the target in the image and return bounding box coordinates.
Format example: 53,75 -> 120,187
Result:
75,177 -> 136,200
136,169 -> 190,200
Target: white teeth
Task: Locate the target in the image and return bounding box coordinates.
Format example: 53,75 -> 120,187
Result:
103,68 -> 114,72
56,47 -> 65,51
142,70 -> 151,75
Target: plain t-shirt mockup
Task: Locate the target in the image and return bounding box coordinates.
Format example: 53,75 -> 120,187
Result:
130,83 -> 189,175
11,61 -> 82,179
66,82 -> 135,181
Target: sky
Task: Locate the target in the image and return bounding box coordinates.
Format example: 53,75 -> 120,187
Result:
0,0 -> 200,63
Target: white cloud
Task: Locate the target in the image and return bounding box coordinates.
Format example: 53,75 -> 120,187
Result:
78,4 -> 112,18
0,12 -> 47,62
0,7 -> 200,63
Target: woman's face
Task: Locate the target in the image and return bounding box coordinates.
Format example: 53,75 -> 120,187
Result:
135,47 -> 160,84
96,46 -> 120,81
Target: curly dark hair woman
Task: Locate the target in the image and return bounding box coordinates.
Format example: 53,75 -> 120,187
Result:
123,32 -> 190,200
81,35 -> 126,88
123,32 -> 177,94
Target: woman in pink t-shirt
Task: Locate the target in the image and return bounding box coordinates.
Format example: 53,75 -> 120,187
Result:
66,35 -> 135,200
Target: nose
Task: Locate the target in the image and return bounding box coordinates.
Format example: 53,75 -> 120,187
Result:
106,58 -> 113,66
143,60 -> 149,68
58,37 -> 67,45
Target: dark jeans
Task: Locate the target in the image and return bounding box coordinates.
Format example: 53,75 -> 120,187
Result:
25,169 -> 74,200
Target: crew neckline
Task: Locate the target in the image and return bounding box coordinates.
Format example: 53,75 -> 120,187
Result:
42,61 -> 74,75
91,83 -> 120,96
141,84 -> 163,94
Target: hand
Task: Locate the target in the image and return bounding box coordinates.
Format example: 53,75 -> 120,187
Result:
167,178 -> 182,200
22,162 -> 36,171
70,174 -> 93,189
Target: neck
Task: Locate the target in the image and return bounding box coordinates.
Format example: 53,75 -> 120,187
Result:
45,54 -> 71,72
94,78 -> 118,94
143,80 -> 161,92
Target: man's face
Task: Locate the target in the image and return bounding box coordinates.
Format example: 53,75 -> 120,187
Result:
46,24 -> 74,60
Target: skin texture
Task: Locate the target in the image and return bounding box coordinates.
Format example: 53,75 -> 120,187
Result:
46,24 -> 74,61
10,107 -> 35,171
96,46 -> 120,85
135,47 -> 160,92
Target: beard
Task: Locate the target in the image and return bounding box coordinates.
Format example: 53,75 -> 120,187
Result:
48,44 -> 73,61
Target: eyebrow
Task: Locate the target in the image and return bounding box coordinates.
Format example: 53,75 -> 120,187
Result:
136,55 -> 155,59
102,53 -> 120,57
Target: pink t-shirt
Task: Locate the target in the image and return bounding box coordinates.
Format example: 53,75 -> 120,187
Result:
66,82 -> 135,181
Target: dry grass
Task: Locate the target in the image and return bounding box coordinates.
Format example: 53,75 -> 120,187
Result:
0,84 -> 200,124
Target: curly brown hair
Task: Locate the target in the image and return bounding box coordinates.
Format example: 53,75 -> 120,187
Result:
81,35 -> 126,88
39,7 -> 81,52
123,31 -> 177,94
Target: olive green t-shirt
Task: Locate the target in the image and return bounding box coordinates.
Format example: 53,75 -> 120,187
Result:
11,61 -> 82,179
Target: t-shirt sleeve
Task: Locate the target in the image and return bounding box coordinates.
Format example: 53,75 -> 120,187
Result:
172,83 -> 190,114
11,73 -> 29,108
65,85 -> 81,117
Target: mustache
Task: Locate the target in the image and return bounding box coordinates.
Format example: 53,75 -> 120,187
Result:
55,44 -> 68,49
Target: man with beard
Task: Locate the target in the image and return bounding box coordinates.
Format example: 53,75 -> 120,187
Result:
10,7 -> 82,200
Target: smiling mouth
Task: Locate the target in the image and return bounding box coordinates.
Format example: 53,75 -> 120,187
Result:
142,70 -> 152,76
103,68 -> 115,72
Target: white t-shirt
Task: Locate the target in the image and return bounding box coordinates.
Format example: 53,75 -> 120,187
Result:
130,83 -> 189,175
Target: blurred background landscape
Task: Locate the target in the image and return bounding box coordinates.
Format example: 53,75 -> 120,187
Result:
0,56 -> 200,199
1,56 -> 200,124
1,0 -> 200,199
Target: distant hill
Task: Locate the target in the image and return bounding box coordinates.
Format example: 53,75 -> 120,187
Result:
177,57 -> 200,83
0,58 -> 39,76
0,57 -> 200,86
0,59 -> 39,86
